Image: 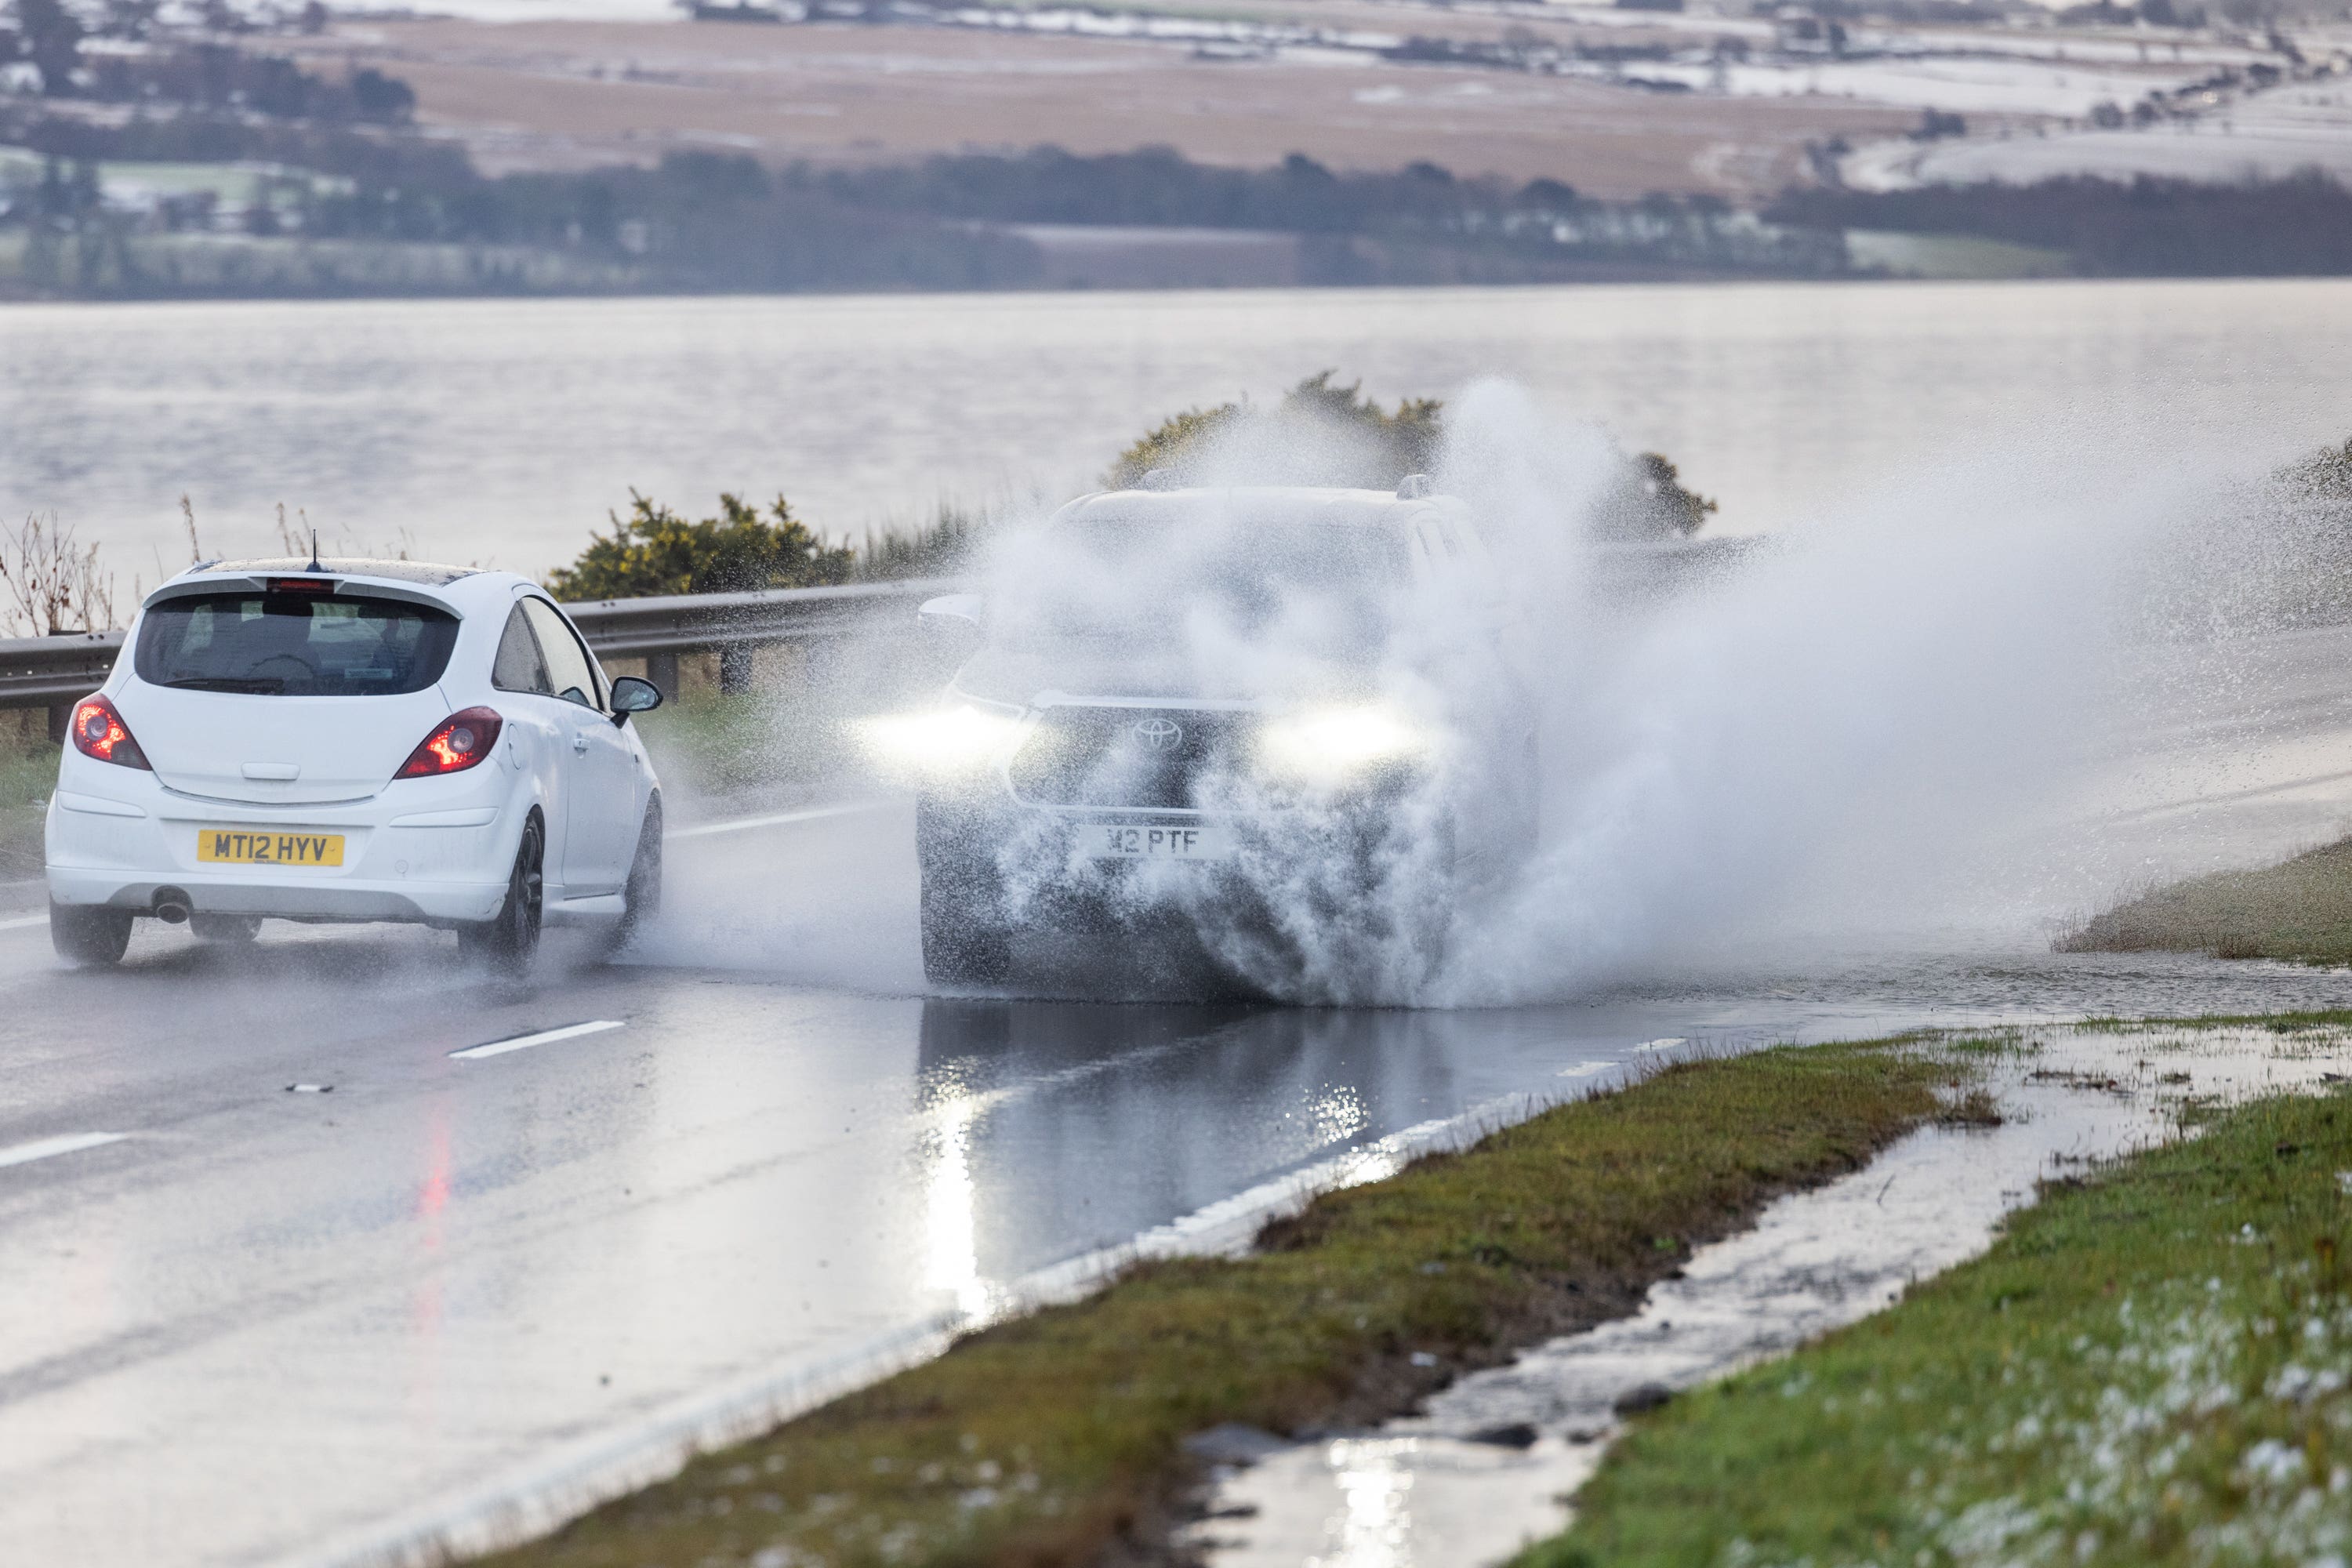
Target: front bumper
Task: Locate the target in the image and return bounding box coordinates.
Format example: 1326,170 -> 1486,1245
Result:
45,775 -> 519,926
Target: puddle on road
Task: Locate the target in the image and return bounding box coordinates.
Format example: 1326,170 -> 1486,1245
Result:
1184,1024 -> 2352,1568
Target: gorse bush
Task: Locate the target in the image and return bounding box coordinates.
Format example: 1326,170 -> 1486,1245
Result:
1107,372 -> 1443,491
545,491 -> 855,601
1602,452 -> 1718,539
1106,371 -> 1716,538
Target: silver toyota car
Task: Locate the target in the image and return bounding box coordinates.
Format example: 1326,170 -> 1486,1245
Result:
870,481 -> 1538,990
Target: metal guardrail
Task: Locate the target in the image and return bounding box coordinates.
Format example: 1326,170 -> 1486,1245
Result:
560,577 -> 954,659
0,632 -> 125,712
0,540 -> 1760,713
0,578 -> 957,713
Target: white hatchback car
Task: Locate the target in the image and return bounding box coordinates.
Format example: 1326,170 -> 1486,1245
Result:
44,557 -> 665,972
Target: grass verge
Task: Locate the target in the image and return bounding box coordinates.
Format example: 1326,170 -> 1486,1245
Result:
0,734 -> 53,881
474,1041 -> 1965,1568
633,688 -> 849,801
2060,837 -> 2352,964
1519,1087 -> 2352,1568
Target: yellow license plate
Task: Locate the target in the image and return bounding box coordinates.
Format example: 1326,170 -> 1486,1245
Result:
197,829 -> 346,867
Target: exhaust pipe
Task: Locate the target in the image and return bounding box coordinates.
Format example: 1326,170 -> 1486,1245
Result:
153,887 -> 192,925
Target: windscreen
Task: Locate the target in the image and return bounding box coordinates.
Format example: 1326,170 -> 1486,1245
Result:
1000,515 -> 1410,656
134,591 -> 459,696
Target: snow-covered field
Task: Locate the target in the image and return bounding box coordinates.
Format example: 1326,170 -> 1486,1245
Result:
1636,55 -> 2214,118
1849,74 -> 2352,188
147,0 -> 2346,196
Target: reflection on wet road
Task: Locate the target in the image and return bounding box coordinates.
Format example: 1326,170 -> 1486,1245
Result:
8,623 -> 2352,1564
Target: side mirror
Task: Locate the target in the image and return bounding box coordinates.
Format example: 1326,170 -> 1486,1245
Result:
918,593 -> 985,662
609,674 -> 662,725
918,593 -> 983,630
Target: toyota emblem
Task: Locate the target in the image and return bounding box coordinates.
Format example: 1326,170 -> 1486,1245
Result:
1133,717 -> 1184,752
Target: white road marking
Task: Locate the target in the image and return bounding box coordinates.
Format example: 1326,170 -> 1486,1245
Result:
0,1132 -> 126,1170
670,800 -> 889,840
0,913 -> 49,932
450,1020 -> 626,1061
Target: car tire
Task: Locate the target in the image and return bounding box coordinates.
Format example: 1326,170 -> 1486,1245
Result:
459,814 -> 543,976
920,877 -> 1012,988
916,798 -> 1011,988
191,913 -> 262,944
610,798 -> 662,953
50,899 -> 132,967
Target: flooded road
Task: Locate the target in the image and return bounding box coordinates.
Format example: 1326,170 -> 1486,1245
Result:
6,620 -> 2352,1565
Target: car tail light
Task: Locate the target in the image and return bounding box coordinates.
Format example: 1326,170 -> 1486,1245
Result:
68,695 -> 150,770
267,577 -> 337,595
397,706 -> 504,779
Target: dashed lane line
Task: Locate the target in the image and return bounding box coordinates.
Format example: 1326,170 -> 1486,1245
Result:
449,1020 -> 626,1062
0,913 -> 49,932
0,1133 -> 128,1171
669,800 -> 890,840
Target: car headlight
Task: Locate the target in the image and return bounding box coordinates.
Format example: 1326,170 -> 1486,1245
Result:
858,702 -> 1026,779
1255,702 -> 1432,786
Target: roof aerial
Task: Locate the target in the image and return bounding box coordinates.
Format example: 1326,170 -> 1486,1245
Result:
199,557 -> 481,586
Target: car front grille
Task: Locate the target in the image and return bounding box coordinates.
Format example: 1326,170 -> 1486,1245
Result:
1007,707 -> 1251,810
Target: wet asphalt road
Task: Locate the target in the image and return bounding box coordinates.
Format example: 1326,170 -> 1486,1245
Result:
13,625 -> 2352,1565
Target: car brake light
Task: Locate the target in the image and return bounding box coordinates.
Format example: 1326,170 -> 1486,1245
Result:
68,695 -> 151,770
267,577 -> 336,595
397,706 -> 503,779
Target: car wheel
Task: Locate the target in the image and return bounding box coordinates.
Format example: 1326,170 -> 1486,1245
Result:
916,799 -> 1011,988
920,876 -> 1012,988
460,814 -> 543,976
610,798 -> 662,953
191,913 -> 261,944
50,899 -> 132,967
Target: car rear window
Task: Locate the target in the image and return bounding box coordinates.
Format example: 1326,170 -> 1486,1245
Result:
135,591 -> 460,696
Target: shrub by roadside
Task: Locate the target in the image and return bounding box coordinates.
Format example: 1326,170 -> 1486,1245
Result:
1521,1085 -> 2352,1567
471,1040 -> 1958,1568
545,492 -> 855,602
1105,372 -> 1718,539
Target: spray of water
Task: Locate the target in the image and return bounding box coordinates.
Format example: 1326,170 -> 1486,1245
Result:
779,379 -> 2337,1007
1443,384 -> 2352,1005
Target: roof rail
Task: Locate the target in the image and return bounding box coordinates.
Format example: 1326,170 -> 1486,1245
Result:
1396,474 -> 1434,499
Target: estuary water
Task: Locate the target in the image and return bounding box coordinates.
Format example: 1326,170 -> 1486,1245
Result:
7,278 -> 2352,581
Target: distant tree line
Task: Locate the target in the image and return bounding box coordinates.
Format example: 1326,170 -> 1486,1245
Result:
808,146 -> 1584,236
80,44 -> 414,123
0,0 -> 407,118
10,82 -> 2352,294
0,103 -> 1846,294
1770,172 -> 2352,276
